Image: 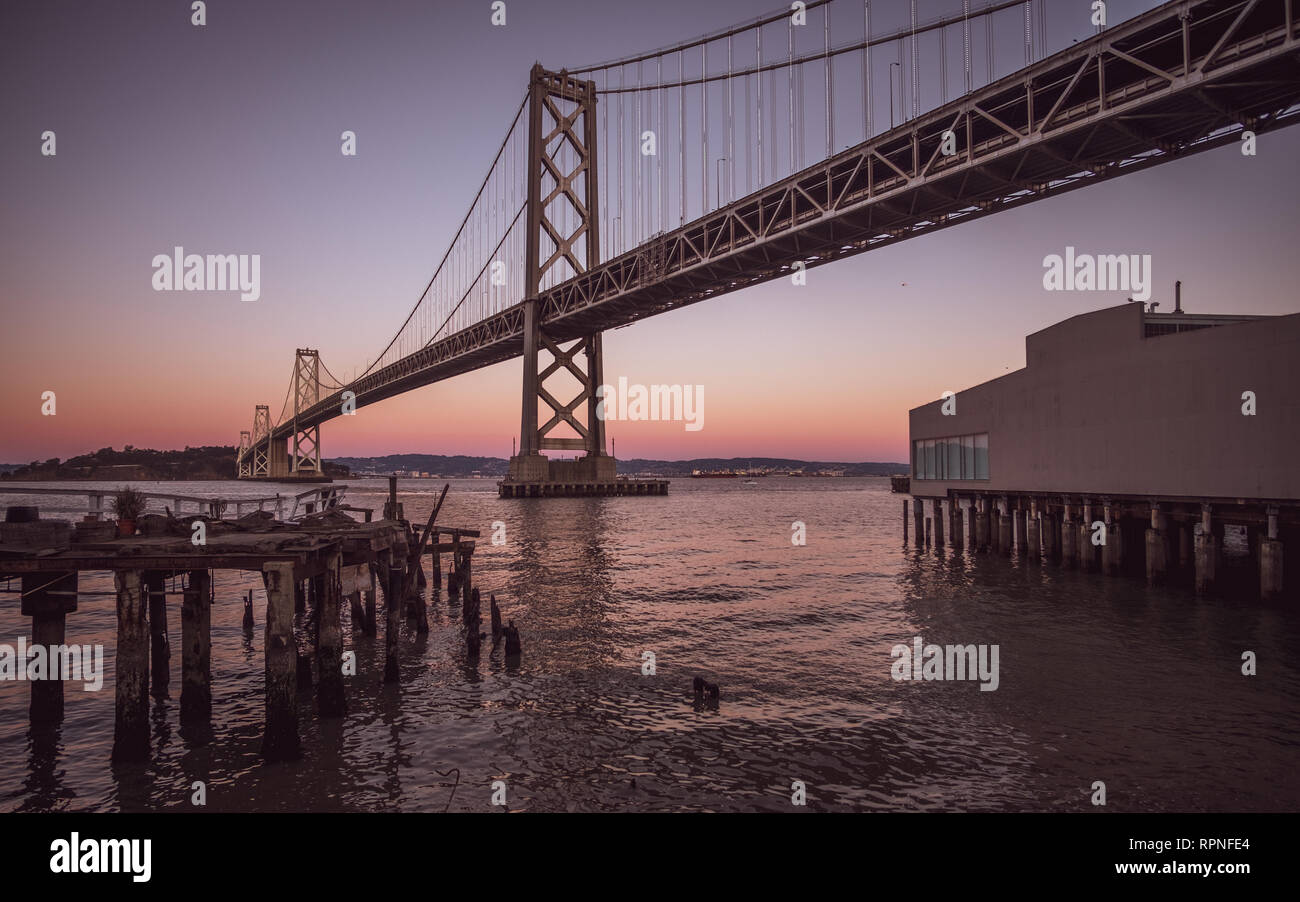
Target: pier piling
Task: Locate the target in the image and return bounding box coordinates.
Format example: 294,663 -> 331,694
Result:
180,569 -> 212,721
145,571 -> 169,697
1146,505 -> 1168,586
317,550 -> 346,716
261,562 -> 300,761
23,571 -> 76,724
932,499 -> 944,548
1026,500 -> 1041,561
382,552 -> 401,684
112,570 -> 150,760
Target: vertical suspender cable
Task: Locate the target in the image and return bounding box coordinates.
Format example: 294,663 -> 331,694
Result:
825,2 -> 833,157
658,56 -> 665,233
1024,1 -> 1032,65
727,34 -> 734,205
863,1 -> 872,141
757,28 -> 764,194
964,0 -> 971,93
910,0 -> 918,120
986,0 -> 994,85
679,50 -> 686,226
702,43 -> 708,214
788,21 -> 795,176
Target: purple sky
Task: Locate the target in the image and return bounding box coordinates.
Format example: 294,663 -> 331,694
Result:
2,0 -> 1297,464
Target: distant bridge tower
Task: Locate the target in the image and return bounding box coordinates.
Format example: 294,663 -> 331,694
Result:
238,430 -> 252,478
291,348 -> 322,476
507,65 -> 613,486
251,404 -> 271,478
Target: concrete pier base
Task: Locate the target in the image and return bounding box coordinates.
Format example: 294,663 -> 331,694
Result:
1146,530 -> 1167,585
1078,523 -> 1096,571
113,570 -> 150,760
975,499 -> 990,552
1260,537 -> 1284,600
997,501 -> 1012,557
1103,522 -> 1124,575
261,562 -> 300,761
1195,531 -> 1218,593
317,550 -> 346,716
180,569 -> 212,721
932,499 -> 944,548
950,500 -> 964,549
1027,512 -> 1041,561
1061,517 -> 1078,568
1014,507 -> 1027,556
913,501 -> 924,548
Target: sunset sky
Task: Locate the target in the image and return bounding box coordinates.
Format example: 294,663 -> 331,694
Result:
3,0 -> 1297,465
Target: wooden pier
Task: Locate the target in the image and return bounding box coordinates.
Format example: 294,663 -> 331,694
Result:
0,483 -> 482,762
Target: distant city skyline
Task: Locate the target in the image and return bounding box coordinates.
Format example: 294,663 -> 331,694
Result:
3,0 -> 1297,465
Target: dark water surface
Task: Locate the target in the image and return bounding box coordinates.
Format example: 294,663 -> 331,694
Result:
1,477 -> 1296,812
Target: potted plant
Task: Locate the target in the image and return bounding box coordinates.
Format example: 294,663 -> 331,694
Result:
111,486 -> 146,537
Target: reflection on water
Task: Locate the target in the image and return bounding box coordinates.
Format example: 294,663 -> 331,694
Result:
0,478 -> 1296,812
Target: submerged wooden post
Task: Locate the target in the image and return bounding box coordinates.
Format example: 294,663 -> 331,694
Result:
144,570 -> 169,697
113,570 -> 150,760
912,499 -> 924,547
902,499 -> 909,543
932,499 -> 944,547
317,549 -> 346,716
364,563 -> 378,637
381,551 -> 401,683
261,562 -> 300,761
432,545 -> 442,594
348,588 -> 366,636
180,569 -> 212,721
23,571 -> 76,724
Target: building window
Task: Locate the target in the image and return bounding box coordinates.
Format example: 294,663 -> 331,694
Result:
912,432 -> 989,480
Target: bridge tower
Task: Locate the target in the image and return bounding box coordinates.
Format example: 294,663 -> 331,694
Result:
290,348 -> 322,476
507,64 -> 614,487
237,430 -> 252,478
251,405 -> 271,478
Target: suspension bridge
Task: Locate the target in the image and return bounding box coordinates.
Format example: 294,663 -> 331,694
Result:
235,0 -> 1300,492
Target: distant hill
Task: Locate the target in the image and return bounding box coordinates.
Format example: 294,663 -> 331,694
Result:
329,454 -> 907,478
0,446 -> 350,481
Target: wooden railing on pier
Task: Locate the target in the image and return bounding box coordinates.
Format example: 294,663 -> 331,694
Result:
0,485 -> 348,522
